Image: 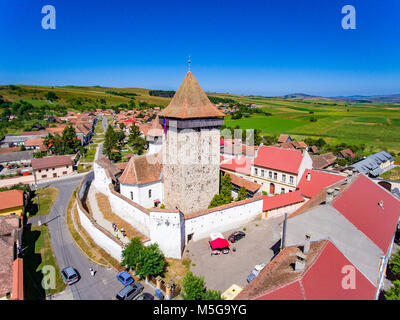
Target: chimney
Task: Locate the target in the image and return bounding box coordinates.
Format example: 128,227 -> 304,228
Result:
326,188 -> 334,203
281,213 -> 288,251
303,233 -> 311,254
306,172 -> 311,182
378,200 -> 384,210
295,251 -> 306,271
333,187 -> 340,197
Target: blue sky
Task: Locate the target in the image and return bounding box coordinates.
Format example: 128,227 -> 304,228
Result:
0,0 -> 399,96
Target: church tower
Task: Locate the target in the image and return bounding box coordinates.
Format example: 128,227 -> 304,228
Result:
159,71 -> 224,213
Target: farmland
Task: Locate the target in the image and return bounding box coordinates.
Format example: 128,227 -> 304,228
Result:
222,96 -> 400,154
1,84 -> 400,153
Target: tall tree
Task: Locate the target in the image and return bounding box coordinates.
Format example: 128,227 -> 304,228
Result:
62,124 -> 80,154
135,244 -> 165,278
121,237 -> 143,272
237,186 -> 248,201
385,280 -> 400,300
128,124 -> 148,155
181,272 -> 206,300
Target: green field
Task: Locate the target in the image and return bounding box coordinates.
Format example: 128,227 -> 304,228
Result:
2,84 -> 400,153
224,98 -> 400,153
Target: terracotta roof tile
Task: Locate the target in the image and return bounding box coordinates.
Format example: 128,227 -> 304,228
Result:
159,72 -> 224,119
119,153 -> 162,185
31,155 -> 72,170
226,172 -> 261,193
263,191 -> 305,211
0,190 -> 24,211
254,146 -> 303,174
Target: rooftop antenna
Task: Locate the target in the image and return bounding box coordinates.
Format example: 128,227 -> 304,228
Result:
188,55 -> 191,72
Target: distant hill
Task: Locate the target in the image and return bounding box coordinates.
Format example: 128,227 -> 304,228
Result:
278,93 -> 400,103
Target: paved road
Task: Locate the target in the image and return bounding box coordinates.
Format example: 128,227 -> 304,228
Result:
27,177 -> 118,299
30,176 -> 120,299
29,173 -> 156,299
26,118 -> 157,300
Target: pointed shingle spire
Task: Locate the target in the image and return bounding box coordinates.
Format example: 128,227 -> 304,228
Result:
160,72 -> 224,119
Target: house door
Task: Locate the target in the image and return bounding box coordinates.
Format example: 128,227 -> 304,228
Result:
270,183 -> 275,194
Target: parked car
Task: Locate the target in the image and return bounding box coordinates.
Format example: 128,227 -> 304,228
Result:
228,231 -> 246,243
136,293 -> 154,300
116,271 -> 134,286
116,283 -> 144,300
247,263 -> 266,283
61,267 -> 79,285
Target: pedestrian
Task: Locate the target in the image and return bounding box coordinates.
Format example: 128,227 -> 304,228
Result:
89,267 -> 95,277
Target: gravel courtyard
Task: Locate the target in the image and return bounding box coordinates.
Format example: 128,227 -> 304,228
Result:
186,215 -> 284,293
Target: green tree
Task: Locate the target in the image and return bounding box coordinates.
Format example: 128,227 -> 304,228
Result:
62,124 -> 81,154
389,249 -> 400,278
45,91 -> 58,101
203,289 -> 223,300
181,272 -> 206,300
384,280 -> 400,300
104,125 -> 118,158
135,244 -> 165,278
209,173 -> 233,208
128,124 -> 148,155
237,186 -> 248,201
121,237 -> 144,272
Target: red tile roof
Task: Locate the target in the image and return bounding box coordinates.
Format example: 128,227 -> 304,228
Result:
0,190 -> 24,211
236,240 -> 376,300
254,146 -> 303,174
263,191 -> 305,211
226,172 -> 261,193
31,155 -> 72,170
119,153 -> 162,185
278,134 -> 290,143
25,138 -> 44,147
220,157 -> 253,175
332,174 -> 400,252
339,148 -> 355,158
297,169 -> 346,198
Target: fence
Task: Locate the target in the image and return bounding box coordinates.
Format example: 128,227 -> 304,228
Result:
147,275 -> 181,299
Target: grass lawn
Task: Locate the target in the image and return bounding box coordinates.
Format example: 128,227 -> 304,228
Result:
162,258 -> 191,289
83,149 -> 96,162
77,164 -> 92,173
22,225 -> 65,300
27,187 -> 59,217
380,167 -> 400,181
94,121 -> 104,134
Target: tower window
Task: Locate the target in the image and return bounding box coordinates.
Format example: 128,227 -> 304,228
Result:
130,192 -> 133,200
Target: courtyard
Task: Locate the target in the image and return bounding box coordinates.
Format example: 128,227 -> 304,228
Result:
186,215 -> 284,293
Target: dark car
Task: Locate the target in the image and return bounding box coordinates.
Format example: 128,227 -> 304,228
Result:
116,271 -> 134,286
116,283 -> 144,300
228,231 -> 245,243
136,293 -> 154,300
61,267 -> 79,285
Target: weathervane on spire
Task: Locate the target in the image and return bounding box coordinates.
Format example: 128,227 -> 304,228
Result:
188,55 -> 191,72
